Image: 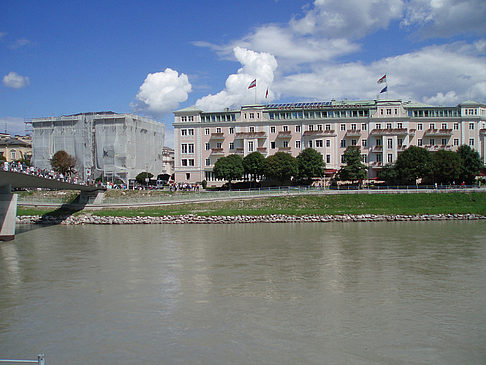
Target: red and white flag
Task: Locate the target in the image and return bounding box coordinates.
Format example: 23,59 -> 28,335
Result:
265,88 -> 268,98
377,74 -> 386,84
248,79 -> 256,89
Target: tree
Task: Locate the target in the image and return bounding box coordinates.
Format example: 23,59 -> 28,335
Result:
395,146 -> 432,185
378,163 -> 399,185
457,145 -> 483,185
263,152 -> 298,185
135,171 -> 153,185
297,148 -> 325,184
50,150 -> 76,176
337,147 -> 367,183
242,151 -> 265,186
432,150 -> 461,185
213,154 -> 244,189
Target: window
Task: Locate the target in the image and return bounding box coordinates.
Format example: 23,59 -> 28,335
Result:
397,123 -> 402,129
271,142 -> 276,149
216,127 -> 222,133
249,126 -> 255,132
376,138 -> 382,146
216,142 -> 222,149
181,116 -> 187,122
296,125 -> 301,132
454,139 -> 459,146
386,123 -> 392,129
375,123 -> 381,129
361,123 -> 367,131
418,123 -> 423,131
388,154 -> 393,163
249,113 -> 254,119
296,140 -> 301,148
387,109 -> 392,115
229,142 -> 234,150
188,129 -> 194,135
418,139 -> 423,146
326,139 -> 331,147
188,116 -> 194,121
341,155 -> 345,163
283,141 -> 289,148
325,124 -> 331,130
188,159 -> 195,166
308,140 -> 313,148
205,128 -> 210,135
351,139 -> 357,146
430,138 -> 435,146
441,123 -> 447,130
469,123 -> 475,130
340,124 -> 346,131
361,154 -> 367,163
205,158 -> 211,166
188,144 -> 194,153
229,127 -> 234,134
248,141 -> 254,151
316,140 -> 323,148
186,173 -> 190,180
441,138 -> 447,146
351,124 -> 357,130
362,139 -> 367,147
308,124 -> 314,131
181,144 -> 188,154
454,123 -> 459,130
398,138 -> 403,147
205,143 -> 210,151
326,154 -> 331,164
181,159 -> 188,166
271,126 -> 276,133
317,125 -> 323,131
430,123 -> 435,130
283,125 -> 288,132
469,138 -> 474,146
387,138 -> 393,148
376,154 -> 382,163
181,129 -> 187,136
340,139 -> 346,148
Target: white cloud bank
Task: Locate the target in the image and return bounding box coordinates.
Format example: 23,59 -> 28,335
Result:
133,68 -> 192,116
195,47 -> 278,111
3,72 -> 30,89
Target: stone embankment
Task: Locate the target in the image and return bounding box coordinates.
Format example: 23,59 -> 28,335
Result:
17,213 -> 486,225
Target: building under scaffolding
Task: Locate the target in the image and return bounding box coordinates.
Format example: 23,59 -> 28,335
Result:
30,112 -> 165,183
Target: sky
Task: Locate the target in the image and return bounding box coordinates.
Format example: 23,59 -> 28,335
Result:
1,0 -> 486,146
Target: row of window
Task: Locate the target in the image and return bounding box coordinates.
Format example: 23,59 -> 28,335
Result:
417,138 -> 475,146
269,110 -> 369,120
409,109 -> 458,118
201,114 -> 237,123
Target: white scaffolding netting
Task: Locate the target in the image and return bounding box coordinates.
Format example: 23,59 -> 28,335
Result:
32,113 -> 165,183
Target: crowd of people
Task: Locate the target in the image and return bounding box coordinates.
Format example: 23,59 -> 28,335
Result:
168,182 -> 200,192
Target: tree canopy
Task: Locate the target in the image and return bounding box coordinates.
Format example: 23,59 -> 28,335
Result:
135,171 -> 153,185
50,150 -> 76,176
457,145 -> 483,184
297,148 -> 325,183
263,152 -> 298,185
213,154 -> 244,188
337,147 -> 367,183
432,150 -> 461,185
242,151 -> 265,184
395,146 -> 433,184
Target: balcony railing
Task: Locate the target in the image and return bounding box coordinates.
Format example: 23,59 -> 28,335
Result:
235,132 -> 267,139
423,128 -> 453,136
257,147 -> 267,153
210,148 -> 224,155
370,128 -> 408,135
302,130 -> 336,137
372,145 -> 383,151
276,131 -> 292,139
344,130 -> 361,137
210,132 -> 225,139
278,146 -> 291,151
480,128 -> 486,135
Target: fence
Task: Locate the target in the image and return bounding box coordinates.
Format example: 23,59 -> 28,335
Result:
0,354 -> 45,364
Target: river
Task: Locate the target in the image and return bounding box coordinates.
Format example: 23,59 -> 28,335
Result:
1,221 -> 485,364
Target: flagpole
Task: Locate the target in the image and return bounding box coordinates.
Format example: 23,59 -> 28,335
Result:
255,84 -> 257,104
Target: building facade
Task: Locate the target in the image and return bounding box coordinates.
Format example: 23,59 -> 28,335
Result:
0,133 -> 32,163
31,112 -> 165,183
173,100 -> 486,185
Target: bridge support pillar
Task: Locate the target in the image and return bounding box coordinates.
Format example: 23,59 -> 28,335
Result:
0,186 -> 17,241
79,190 -> 105,205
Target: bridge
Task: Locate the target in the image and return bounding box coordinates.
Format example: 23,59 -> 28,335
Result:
0,170 -> 104,241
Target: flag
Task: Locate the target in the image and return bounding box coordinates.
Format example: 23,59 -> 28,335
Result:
248,79 -> 256,89
377,74 -> 386,84
265,88 -> 268,98
380,86 -> 387,93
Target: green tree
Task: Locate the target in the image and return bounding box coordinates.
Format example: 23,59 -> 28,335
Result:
395,146 -> 433,185
50,150 -> 76,176
337,147 -> 367,183
432,150 -> 461,185
263,152 -> 298,185
378,163 -> 399,185
213,154 -> 244,189
242,151 -> 265,186
457,145 -> 483,185
297,148 -> 325,184
135,171 -> 153,185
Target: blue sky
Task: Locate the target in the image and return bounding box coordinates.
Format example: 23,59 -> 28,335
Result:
1,0 -> 486,145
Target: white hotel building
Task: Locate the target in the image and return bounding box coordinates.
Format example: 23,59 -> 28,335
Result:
173,99 -> 486,185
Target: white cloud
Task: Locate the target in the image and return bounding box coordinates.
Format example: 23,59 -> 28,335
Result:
3,72 -> 30,89
134,68 -> 192,115
8,38 -> 31,49
195,47 -> 278,111
0,117 -> 28,136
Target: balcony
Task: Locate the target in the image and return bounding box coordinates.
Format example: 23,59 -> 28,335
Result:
303,130 -> 336,137
425,145 -> 453,151
257,147 -> 267,153
371,145 -> 383,152
480,129 -> 486,135
370,128 -> 408,136
345,129 -> 361,137
370,161 -> 383,168
423,128 -> 453,136
278,146 -> 291,152
210,148 -> 225,155
236,147 -> 244,155
409,129 -> 416,136
210,132 -> 225,140
235,132 -> 267,139
276,131 -> 292,139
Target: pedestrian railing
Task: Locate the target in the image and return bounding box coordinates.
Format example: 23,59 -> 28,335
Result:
0,354 -> 45,364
